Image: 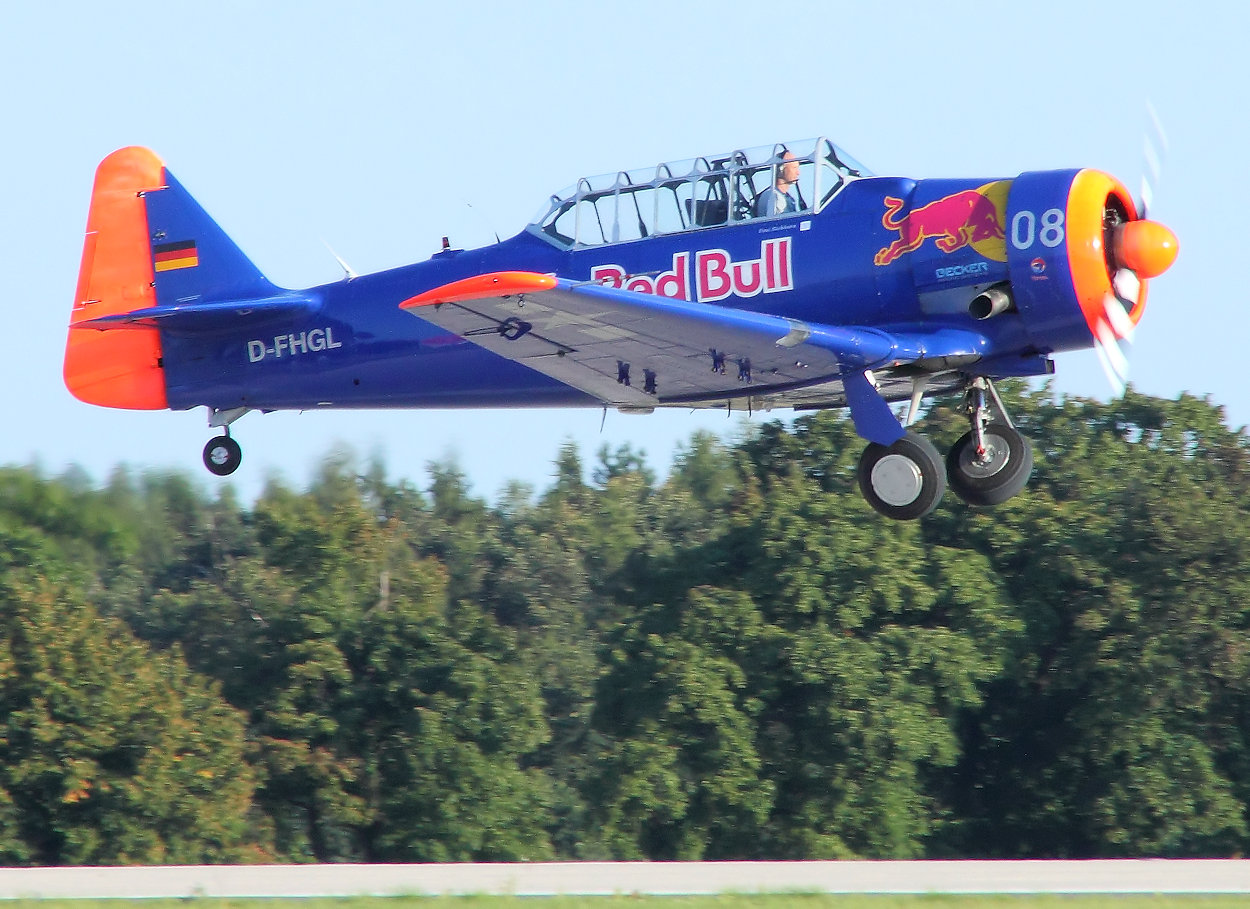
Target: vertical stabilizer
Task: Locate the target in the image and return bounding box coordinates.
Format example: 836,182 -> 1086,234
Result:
66,147 -> 276,410
144,168 -> 273,306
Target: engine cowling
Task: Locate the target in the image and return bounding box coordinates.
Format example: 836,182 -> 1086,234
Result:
1006,168 -> 1177,358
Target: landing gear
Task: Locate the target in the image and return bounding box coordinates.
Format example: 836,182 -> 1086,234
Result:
855,376 -> 1034,519
945,378 -> 1033,507
203,434 -> 242,476
202,406 -> 249,477
857,431 -> 947,521
947,422 -> 1033,506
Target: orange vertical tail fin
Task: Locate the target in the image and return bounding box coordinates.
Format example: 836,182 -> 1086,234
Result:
65,147 -> 168,410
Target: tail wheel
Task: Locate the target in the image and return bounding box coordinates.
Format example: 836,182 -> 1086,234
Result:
946,422 -> 1033,507
203,435 -> 242,476
857,431 -> 946,521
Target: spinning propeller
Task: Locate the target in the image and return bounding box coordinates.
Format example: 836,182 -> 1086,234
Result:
1093,105 -> 1179,394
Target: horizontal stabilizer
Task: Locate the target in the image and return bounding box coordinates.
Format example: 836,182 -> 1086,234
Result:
73,293 -> 319,336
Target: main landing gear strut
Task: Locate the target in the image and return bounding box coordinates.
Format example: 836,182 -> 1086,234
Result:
856,377 -> 1033,520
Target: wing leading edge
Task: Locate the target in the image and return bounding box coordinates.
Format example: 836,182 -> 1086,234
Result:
400,272 -> 989,443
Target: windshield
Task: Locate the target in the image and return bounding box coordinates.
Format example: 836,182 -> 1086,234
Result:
530,137 -> 869,248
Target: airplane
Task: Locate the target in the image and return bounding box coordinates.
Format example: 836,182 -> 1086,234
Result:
65,138 -> 1178,519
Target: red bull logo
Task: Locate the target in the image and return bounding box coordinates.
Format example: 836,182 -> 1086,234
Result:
591,237 -> 793,304
874,181 -> 1010,266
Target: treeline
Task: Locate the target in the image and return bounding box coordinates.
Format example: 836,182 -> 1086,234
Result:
2,384 -> 1250,863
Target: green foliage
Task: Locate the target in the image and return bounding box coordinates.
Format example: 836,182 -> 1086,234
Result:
589,414 -> 1019,859
943,390 -> 1250,856
2,387 -> 1250,862
0,554 -> 259,863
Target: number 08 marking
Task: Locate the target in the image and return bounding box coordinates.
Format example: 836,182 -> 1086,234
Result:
1011,209 -> 1065,250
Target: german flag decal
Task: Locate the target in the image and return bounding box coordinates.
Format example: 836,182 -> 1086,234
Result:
153,240 -> 199,272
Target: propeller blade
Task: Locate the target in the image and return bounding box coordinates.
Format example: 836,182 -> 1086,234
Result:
1092,283 -> 1138,396
1105,275 -> 1139,341
1138,101 -> 1168,220
1110,268 -> 1141,311
1092,312 -> 1131,396
1092,104 -> 1173,398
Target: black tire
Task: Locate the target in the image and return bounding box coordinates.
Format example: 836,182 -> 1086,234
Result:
203,435 -> 242,477
946,422 -> 1033,507
857,431 -> 946,520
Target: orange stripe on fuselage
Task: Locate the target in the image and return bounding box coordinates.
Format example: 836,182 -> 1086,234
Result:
65,147 -> 169,410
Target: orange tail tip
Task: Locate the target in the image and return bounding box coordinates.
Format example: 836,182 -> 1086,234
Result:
65,147 -> 169,410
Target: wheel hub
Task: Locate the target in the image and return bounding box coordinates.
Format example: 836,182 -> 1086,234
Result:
870,453 -> 924,506
958,432 -> 1011,479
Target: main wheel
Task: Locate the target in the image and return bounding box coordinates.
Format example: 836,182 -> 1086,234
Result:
857,431 -> 947,520
203,435 -> 242,477
946,422 -> 1033,507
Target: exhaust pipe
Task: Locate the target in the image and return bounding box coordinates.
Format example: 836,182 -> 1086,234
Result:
969,284 -> 1015,320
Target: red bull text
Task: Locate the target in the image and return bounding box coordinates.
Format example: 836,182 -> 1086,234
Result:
592,237 -> 793,303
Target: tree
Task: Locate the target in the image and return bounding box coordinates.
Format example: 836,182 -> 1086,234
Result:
158,460 -> 557,861
0,553 -> 261,863
587,410 -> 1018,858
945,390 -> 1250,856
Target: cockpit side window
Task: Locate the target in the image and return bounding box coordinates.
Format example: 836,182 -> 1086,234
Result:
750,152 -> 817,220
733,167 -> 770,221
792,159 -> 816,212
655,180 -> 690,234
689,174 -> 729,227
543,199 -> 576,245
818,157 -> 844,209
579,197 -> 610,246
614,186 -> 650,243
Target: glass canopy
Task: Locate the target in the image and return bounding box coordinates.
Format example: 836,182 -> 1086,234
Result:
529,138 -> 870,248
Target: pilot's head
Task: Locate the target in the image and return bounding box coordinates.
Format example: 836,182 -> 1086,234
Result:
777,151 -> 800,186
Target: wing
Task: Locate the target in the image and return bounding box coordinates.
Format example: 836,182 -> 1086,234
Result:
400,271 -> 989,442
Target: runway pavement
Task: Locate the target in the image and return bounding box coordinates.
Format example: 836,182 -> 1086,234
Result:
0,860 -> 1247,899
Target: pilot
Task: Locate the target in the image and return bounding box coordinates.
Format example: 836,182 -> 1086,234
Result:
755,151 -> 803,217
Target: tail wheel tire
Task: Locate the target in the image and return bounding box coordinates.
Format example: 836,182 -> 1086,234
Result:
857,431 -> 946,520
203,435 -> 242,477
946,422 -> 1033,507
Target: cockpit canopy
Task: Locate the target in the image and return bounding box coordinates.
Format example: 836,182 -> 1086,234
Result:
529,137 -> 869,249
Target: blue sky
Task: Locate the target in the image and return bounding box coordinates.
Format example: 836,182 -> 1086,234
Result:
3,1 -> 1243,501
